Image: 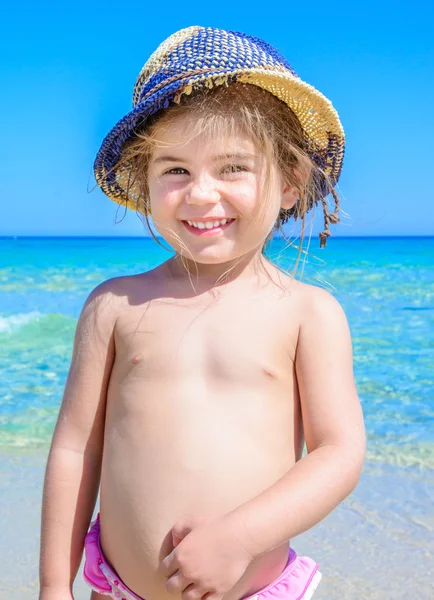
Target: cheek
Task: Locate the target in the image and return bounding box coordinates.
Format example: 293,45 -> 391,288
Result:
243,193 -> 281,232
227,180 -> 260,211
149,184 -> 180,218
231,179 -> 277,219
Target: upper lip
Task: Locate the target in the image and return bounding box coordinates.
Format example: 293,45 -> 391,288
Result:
182,217 -> 234,222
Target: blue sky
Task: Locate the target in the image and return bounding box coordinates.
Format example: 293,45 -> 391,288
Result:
1,0 -> 433,237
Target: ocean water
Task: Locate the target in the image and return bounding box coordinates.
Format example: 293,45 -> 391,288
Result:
1,236 -> 433,469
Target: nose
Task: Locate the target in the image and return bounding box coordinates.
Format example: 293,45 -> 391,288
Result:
185,172 -> 220,205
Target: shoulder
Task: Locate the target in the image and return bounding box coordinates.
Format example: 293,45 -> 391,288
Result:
291,281 -> 353,371
83,270 -> 156,310
272,268 -> 347,328
78,272 -> 151,330
295,281 -> 348,325
81,276 -> 125,318
293,282 -> 351,351
70,272 -> 156,359
271,271 -> 352,358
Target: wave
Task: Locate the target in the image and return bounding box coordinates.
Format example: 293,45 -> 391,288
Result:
0,311 -> 44,333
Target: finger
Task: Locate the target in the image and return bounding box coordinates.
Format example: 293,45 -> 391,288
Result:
172,529 -> 185,548
201,593 -> 221,600
159,550 -> 178,577
171,521 -> 193,547
181,583 -> 204,600
201,594 -> 222,600
165,572 -> 191,595
172,517 -> 206,543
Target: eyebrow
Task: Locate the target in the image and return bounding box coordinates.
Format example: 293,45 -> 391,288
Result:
152,152 -> 257,164
214,152 -> 257,161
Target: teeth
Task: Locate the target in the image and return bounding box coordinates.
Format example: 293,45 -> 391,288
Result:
187,218 -> 232,229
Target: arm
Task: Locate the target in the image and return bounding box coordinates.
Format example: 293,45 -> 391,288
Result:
225,287 -> 366,557
39,281 -> 118,599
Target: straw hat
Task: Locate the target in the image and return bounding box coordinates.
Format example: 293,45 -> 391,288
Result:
94,26 -> 345,228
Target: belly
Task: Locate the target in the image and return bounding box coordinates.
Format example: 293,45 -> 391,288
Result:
98,386 -> 297,600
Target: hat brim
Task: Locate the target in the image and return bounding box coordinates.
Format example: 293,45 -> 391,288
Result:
94,68 -> 345,213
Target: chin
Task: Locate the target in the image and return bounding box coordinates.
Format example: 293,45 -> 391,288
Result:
161,232 -> 261,266
180,250 -> 239,265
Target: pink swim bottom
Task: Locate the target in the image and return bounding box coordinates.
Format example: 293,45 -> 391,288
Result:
84,514 -> 321,600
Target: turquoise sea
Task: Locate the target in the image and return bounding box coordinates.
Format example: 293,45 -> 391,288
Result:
1,235 -> 433,467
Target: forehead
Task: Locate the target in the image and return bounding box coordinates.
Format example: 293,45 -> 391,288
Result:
150,112 -> 258,155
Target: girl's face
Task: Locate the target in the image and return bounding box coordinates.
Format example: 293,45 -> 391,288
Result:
147,114 -> 296,266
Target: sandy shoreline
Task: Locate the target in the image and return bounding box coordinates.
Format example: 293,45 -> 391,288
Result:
0,450 -> 433,600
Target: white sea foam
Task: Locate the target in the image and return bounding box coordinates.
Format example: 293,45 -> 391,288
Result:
0,312 -> 43,333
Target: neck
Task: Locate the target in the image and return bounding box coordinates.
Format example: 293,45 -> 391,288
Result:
166,250 -> 270,289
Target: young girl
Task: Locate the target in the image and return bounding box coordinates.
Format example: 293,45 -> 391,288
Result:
39,26 -> 365,600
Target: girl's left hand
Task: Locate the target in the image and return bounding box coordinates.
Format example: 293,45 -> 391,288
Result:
159,515 -> 255,600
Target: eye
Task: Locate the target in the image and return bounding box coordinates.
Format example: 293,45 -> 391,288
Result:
164,167 -> 189,175
221,164 -> 249,175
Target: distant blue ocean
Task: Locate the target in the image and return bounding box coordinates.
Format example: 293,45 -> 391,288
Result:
1,236 -> 433,469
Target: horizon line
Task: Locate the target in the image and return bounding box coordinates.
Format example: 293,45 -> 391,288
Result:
1,235 -> 433,240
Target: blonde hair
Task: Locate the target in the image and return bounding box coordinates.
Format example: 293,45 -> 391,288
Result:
113,83 -> 340,280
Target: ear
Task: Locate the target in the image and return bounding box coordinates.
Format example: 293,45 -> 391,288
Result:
281,182 -> 299,210
280,164 -> 311,210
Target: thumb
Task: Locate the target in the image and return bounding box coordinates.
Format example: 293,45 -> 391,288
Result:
172,517 -> 205,547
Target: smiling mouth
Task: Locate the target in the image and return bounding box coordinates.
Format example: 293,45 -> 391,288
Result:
185,218 -> 235,230
182,218 -> 235,235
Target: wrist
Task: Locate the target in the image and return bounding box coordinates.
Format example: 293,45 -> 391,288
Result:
39,584 -> 73,600
222,510 -> 263,559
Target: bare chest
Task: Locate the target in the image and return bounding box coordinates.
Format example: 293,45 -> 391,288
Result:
113,293 -> 298,385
